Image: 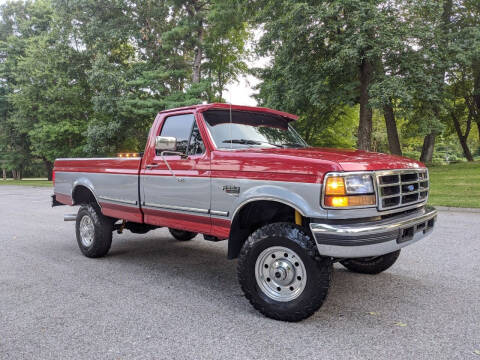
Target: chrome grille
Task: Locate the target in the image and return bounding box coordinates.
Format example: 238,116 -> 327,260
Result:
376,169 -> 429,210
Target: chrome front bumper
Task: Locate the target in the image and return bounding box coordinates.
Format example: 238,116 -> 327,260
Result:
310,206 -> 437,258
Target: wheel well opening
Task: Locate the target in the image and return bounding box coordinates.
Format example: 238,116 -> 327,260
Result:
228,200 -> 300,259
72,185 -> 97,206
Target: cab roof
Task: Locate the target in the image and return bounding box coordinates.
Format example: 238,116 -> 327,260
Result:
158,103 -> 299,121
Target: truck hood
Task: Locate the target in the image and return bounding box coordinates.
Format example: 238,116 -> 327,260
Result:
250,147 -> 425,171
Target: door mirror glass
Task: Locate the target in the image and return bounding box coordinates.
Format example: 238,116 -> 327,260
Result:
155,136 -> 177,152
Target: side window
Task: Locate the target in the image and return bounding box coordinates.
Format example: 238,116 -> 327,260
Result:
187,122 -> 205,156
159,114 -> 195,154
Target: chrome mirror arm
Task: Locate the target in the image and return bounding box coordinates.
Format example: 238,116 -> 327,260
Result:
160,151 -> 187,182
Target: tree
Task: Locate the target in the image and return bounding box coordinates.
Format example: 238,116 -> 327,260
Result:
416,0 -> 453,163
253,0 -> 437,153
0,0 -> 54,178
10,30 -> 92,179
52,0 -> 249,155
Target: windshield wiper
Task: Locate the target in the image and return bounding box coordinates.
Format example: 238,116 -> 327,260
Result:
222,139 -> 263,145
222,139 -> 284,148
280,143 -> 306,148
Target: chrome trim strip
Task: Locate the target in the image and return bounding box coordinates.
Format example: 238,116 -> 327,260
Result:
311,207 -> 437,237
98,196 -> 138,205
210,210 -> 229,217
56,157 -> 141,161
310,207 -> 437,258
315,232 -> 433,258
143,202 -> 210,214
326,200 -> 427,219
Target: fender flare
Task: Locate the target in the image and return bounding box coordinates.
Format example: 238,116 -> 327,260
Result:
72,177 -> 101,207
231,184 -> 312,222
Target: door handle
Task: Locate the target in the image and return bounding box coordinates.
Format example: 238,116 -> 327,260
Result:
146,163 -> 160,169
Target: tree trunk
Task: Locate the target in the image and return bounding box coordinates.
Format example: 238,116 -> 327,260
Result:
420,0 -> 453,164
473,61 -> 480,142
420,132 -> 436,164
357,59 -> 373,151
383,102 -> 402,156
451,113 -> 474,161
43,159 -> 54,181
12,169 -> 22,180
2,168 -> 6,180
192,23 -> 204,84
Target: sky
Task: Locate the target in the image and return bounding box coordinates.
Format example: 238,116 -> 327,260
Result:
223,51 -> 269,106
0,0 -> 264,106
224,73 -> 260,106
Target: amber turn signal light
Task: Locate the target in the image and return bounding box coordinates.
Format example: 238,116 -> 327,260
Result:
325,176 -> 346,196
324,195 -> 376,208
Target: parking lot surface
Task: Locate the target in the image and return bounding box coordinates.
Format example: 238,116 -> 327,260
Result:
0,186 -> 479,359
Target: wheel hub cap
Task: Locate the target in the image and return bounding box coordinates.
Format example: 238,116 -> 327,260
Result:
271,260 -> 294,285
79,215 -> 94,247
255,246 -> 307,302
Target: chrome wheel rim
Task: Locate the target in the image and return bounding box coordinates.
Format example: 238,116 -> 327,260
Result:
255,246 -> 307,302
79,215 -> 94,247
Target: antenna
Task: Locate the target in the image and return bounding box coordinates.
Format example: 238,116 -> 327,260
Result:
229,92 -> 233,149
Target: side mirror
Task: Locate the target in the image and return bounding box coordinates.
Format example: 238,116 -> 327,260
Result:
155,136 -> 177,152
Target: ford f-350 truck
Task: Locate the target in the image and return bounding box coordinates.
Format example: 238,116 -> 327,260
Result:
52,103 -> 437,321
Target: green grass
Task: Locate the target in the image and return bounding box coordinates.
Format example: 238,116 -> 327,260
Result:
428,161 -> 480,208
0,179 -> 52,187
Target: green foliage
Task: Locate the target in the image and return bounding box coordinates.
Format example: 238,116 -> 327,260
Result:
11,32 -> 90,164
1,0 -> 249,176
254,0 -> 479,159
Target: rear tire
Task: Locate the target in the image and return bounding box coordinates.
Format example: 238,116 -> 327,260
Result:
237,222 -> 332,322
168,228 -> 197,241
75,204 -> 113,258
340,250 -> 401,275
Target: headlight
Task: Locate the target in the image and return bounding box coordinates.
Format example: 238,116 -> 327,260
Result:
323,173 -> 376,208
344,174 -> 374,194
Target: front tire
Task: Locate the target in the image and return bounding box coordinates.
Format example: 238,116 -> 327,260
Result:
75,204 -> 113,258
340,250 -> 401,275
168,228 -> 197,241
237,222 -> 332,322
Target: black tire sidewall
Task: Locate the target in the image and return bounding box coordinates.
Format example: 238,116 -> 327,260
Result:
75,204 -> 112,258
243,236 -> 323,310
168,228 -> 197,241
238,223 -> 332,321
340,250 -> 401,275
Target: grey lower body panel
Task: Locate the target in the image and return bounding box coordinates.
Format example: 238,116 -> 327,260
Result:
310,206 -> 437,258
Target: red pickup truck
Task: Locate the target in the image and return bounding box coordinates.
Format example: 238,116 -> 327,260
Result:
53,103 -> 437,321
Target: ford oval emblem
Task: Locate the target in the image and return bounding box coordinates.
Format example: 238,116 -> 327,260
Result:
407,185 -> 415,191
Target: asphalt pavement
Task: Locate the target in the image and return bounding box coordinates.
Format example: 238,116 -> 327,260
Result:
0,186 -> 479,360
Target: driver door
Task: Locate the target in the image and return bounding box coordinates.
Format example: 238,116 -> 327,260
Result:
141,113 -> 211,234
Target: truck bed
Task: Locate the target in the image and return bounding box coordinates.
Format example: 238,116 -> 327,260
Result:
53,157 -> 143,222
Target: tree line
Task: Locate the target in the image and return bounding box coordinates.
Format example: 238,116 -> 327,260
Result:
1,0 -> 479,180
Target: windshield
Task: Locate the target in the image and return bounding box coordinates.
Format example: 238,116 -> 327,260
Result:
202,110 -> 308,149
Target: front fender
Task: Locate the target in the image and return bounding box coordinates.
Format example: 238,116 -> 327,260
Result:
231,183 -> 322,220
